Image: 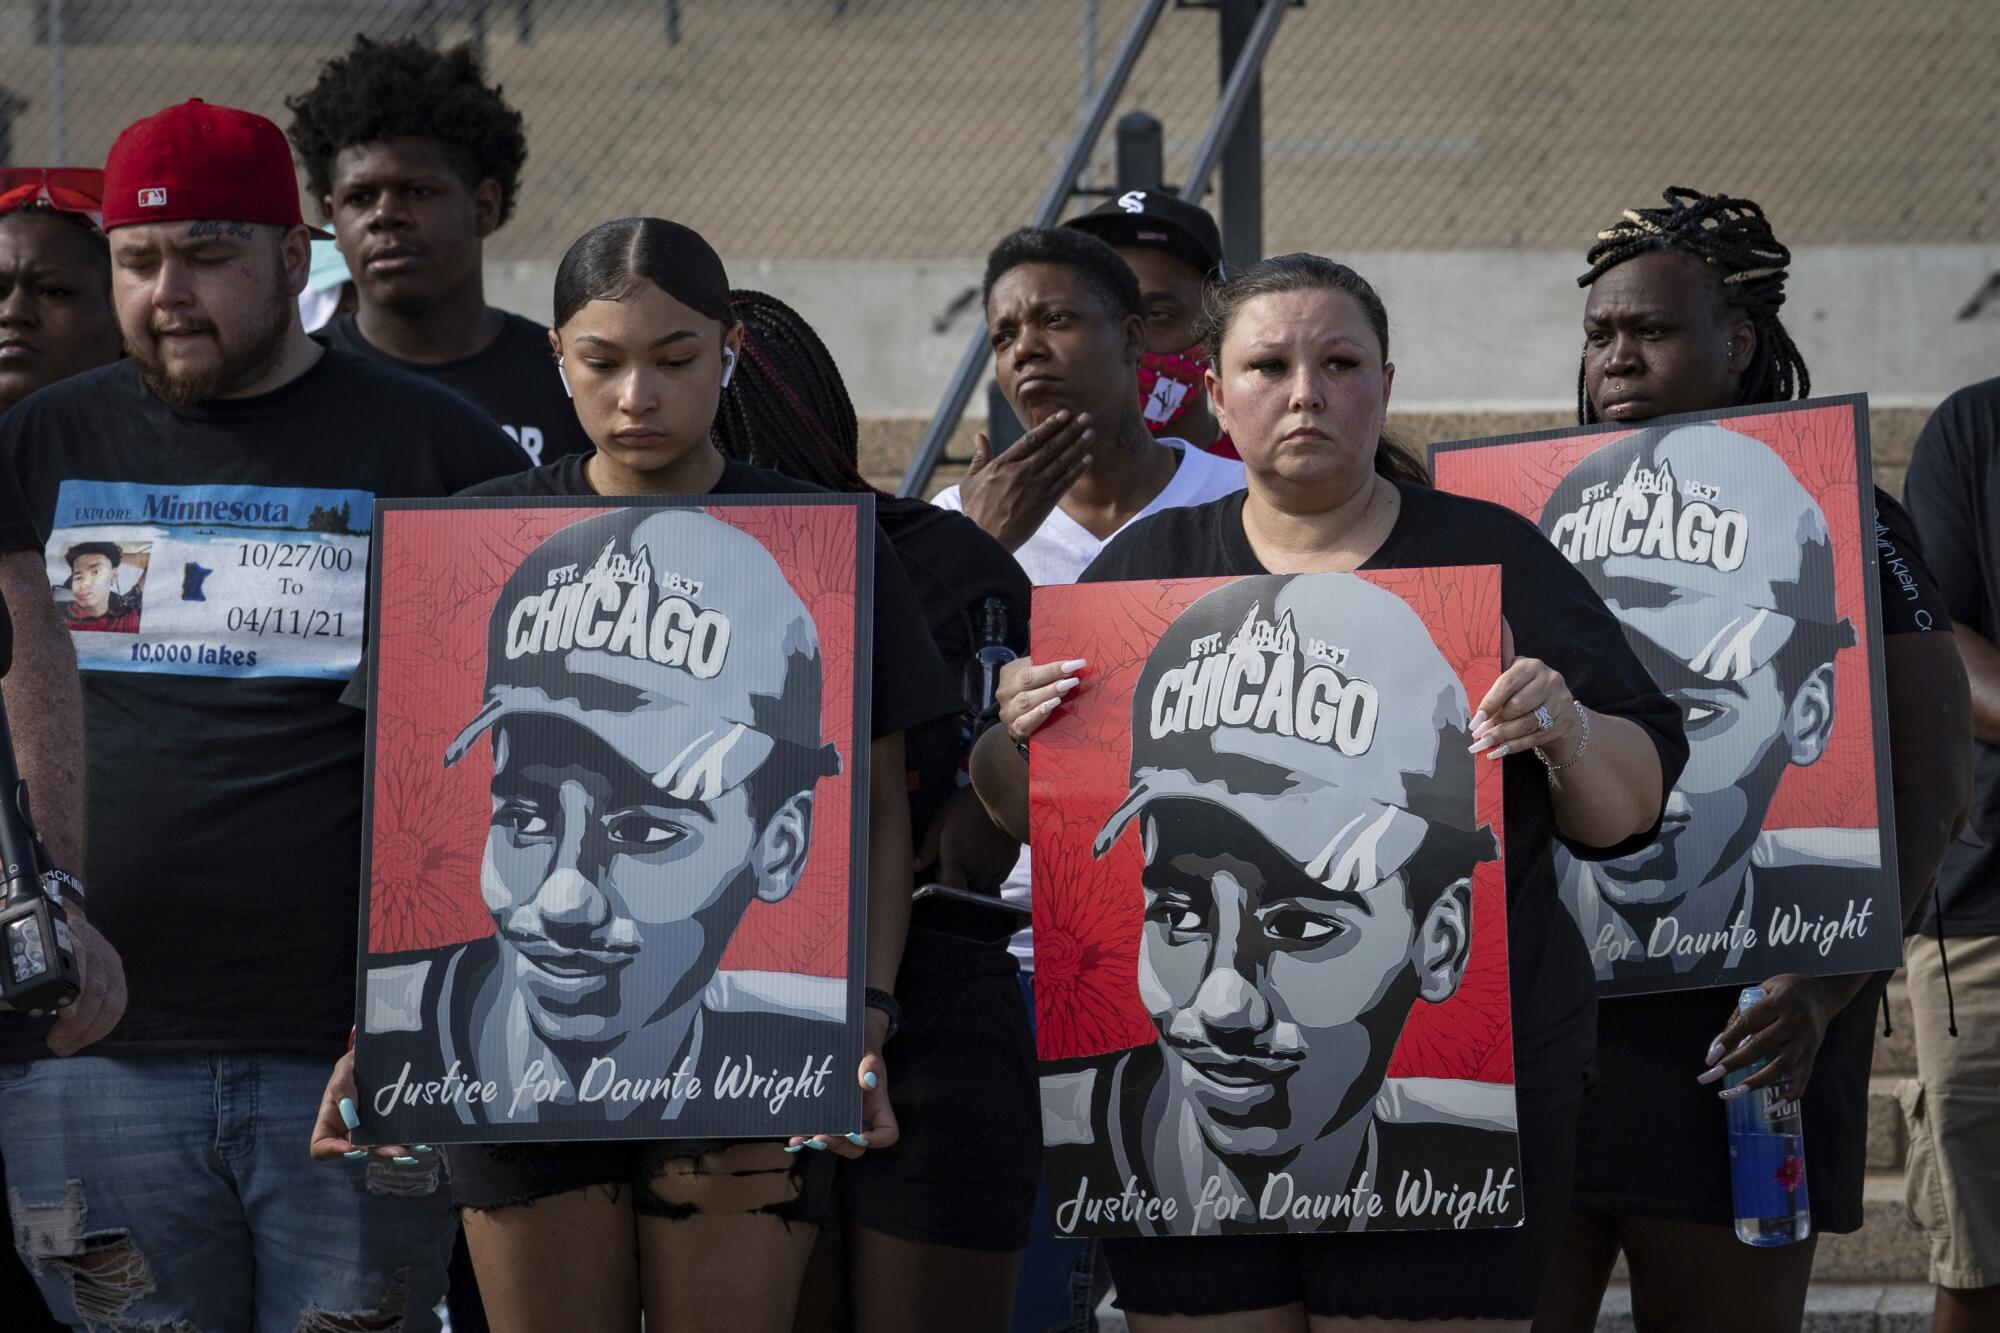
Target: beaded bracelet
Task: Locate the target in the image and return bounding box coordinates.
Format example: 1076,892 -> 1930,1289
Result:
1535,700 -> 1591,774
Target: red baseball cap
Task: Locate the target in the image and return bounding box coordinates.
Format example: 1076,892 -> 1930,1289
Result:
101,99 -> 329,237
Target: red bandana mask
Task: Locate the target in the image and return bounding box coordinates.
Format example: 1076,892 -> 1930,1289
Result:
1136,343 -> 1237,458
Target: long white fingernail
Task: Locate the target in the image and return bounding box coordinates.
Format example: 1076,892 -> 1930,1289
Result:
1039,698 -> 1060,713
1055,677 -> 1080,695
1060,659 -> 1087,672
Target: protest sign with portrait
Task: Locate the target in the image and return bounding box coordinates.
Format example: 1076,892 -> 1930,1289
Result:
1432,396 -> 1900,997
1032,567 -> 1521,1238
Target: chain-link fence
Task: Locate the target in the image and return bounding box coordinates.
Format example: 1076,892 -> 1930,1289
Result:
1,0 -> 1993,267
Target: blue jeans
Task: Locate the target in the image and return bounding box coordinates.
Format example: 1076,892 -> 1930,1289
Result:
1011,974 -> 1098,1333
0,1054 -> 455,1332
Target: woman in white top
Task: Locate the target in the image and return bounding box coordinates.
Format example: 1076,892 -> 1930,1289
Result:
931,225 -> 1245,589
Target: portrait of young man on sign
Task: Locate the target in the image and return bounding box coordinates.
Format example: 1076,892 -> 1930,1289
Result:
356,500 -> 872,1144
1033,568 -> 1521,1239
1432,398 -> 1901,996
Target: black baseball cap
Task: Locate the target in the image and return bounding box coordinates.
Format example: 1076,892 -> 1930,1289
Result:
1065,190 -> 1226,282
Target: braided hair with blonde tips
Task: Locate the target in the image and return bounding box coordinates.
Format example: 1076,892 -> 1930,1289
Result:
1575,187 -> 1809,423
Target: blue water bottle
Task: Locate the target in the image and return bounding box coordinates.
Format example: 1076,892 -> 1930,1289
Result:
1725,985 -> 1812,1245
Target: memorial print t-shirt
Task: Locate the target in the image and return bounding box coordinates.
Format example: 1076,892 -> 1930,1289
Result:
0,350 -> 529,1061
320,310 -> 591,467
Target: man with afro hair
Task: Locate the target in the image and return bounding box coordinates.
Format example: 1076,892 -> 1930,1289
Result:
287,36 -> 586,464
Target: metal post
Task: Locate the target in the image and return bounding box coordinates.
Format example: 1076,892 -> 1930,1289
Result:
46,0 -> 65,164
1212,0 -> 1267,270
0,86 -> 25,167
1180,0 -> 1284,253
665,0 -> 680,46
517,0 -> 535,46
897,0 -> 1170,498
1081,0 -> 1097,107
1115,111 -> 1164,192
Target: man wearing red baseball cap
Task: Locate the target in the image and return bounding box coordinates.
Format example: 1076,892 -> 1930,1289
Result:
0,99 -> 527,1331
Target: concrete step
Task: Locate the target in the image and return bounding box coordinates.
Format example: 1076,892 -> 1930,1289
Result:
1813,1174 -> 1927,1285
1100,1282 -> 1939,1331
1873,980 -> 1917,1079
1595,1282 -> 1933,1332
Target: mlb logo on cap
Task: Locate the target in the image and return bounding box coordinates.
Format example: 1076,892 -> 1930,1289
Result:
137,188 -> 167,208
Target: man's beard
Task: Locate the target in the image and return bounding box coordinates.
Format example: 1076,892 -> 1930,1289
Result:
128,283 -> 292,408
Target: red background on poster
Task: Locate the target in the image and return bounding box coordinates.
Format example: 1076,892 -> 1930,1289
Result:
1029,566 -> 1513,1086
364,502 -> 860,979
1430,406 -> 1875,832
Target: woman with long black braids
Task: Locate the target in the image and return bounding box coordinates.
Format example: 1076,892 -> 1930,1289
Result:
712,289 -> 1041,1333
1533,188 -> 1973,1333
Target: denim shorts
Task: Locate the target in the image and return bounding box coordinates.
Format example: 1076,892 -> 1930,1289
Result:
444,1136 -> 837,1225
0,1053 -> 455,1333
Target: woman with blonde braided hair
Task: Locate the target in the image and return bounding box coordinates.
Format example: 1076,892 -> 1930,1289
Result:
1534,188 -> 1973,1333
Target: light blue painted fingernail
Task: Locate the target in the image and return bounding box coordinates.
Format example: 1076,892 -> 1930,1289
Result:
783,1143 -> 805,1154
393,1156 -> 418,1165
846,1133 -> 868,1147
862,1071 -> 879,1090
337,1098 -> 361,1131
411,1145 -> 431,1152
343,1149 -> 367,1159
805,1138 -> 829,1150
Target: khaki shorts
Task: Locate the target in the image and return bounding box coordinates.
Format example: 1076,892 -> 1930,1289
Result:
1901,933 -> 2000,1289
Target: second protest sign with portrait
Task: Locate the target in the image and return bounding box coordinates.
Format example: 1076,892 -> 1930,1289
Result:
1432,396 -> 1902,998
1032,567 -> 1522,1238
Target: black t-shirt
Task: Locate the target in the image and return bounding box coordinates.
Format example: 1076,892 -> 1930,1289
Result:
0,352 -> 528,1061
1575,490 -> 1949,1233
457,454 -> 959,747
1077,483 -> 1689,1107
0,457 -> 36,676
1901,376 -> 2000,936
876,497 -> 1032,986
319,311 -> 591,468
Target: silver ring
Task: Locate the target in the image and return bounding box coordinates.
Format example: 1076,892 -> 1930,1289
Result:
1533,705 -> 1554,730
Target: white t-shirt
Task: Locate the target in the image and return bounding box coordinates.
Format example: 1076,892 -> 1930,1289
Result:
932,437 -> 1246,587
932,439 -> 1247,966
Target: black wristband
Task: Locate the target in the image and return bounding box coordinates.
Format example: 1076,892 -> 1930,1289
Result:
864,986 -> 900,1041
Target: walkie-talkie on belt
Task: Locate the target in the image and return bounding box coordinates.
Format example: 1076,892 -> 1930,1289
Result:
0,698 -> 80,1016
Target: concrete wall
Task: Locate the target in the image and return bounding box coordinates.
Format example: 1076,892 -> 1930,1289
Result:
490,245 -> 2000,423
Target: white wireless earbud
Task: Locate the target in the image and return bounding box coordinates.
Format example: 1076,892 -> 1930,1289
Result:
721,346 -> 738,387
556,359 -> 572,398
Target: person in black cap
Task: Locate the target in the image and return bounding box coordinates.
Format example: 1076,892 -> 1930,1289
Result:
1038,573 -> 1515,1238
977,251 -> 1683,1327
314,217 -> 959,1333
1065,190 -> 1233,457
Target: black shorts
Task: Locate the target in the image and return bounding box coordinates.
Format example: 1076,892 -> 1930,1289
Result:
835,932 -> 1040,1251
443,1137 -> 836,1225
1102,1091 -> 1582,1320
